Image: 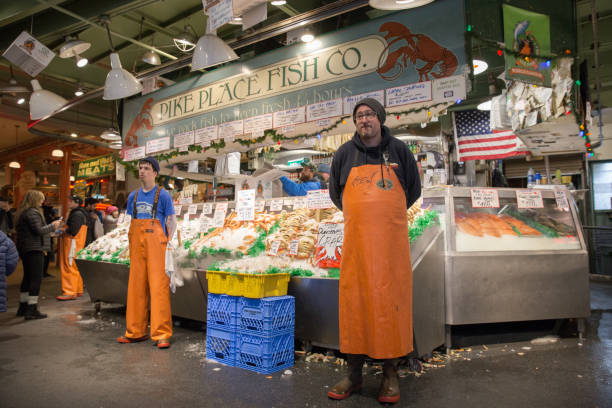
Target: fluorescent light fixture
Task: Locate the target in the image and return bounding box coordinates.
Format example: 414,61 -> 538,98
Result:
17,97 -> 25,104
70,132 -> 78,138
477,100 -> 492,111
191,34 -> 238,71
370,0 -> 434,10
100,128 -> 122,141
51,149 -> 64,158
141,50 -> 161,66
306,39 -> 322,50
229,17 -> 243,25
103,53 -> 143,100
59,37 -> 91,68
74,89 -> 84,97
9,161 -> 20,169
271,0 -> 287,5
29,79 -> 68,120
76,55 -> 88,68
473,59 -> 488,75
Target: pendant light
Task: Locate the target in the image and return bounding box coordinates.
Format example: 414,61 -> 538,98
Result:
369,0 -> 435,9
173,25 -> 197,53
9,125 -> 21,169
0,65 -> 29,94
51,149 -> 64,157
191,34 -> 238,71
102,19 -> 142,100
101,101 -> 122,141
29,79 -> 68,120
59,36 -> 91,68
137,18 -> 162,66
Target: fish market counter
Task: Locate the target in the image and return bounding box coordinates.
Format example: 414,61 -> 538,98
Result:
75,223 -> 445,357
422,186 -> 590,347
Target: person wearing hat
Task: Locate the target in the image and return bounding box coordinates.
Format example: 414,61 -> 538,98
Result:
279,160 -> 321,196
327,98 -> 421,404
118,157 -> 176,349
315,163 -> 331,189
103,205 -> 119,234
56,195 -> 89,301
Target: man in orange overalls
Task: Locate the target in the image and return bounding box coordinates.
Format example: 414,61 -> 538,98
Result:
57,195 -> 89,301
117,157 -> 177,349
328,98 -> 421,404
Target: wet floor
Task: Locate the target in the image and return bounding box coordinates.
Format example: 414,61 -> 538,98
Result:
1,266 -> 610,408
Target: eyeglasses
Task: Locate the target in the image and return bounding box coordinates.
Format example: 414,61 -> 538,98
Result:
355,111 -> 377,120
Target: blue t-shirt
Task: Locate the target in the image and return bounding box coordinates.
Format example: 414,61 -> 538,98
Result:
126,187 -> 175,236
279,176 -> 321,196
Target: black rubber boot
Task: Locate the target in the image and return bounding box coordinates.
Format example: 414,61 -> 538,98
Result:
378,358 -> 400,404
327,354 -> 365,400
24,304 -> 48,320
16,302 -> 27,317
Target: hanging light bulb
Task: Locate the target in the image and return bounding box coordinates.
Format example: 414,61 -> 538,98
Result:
59,37 -> 91,68
70,176 -> 75,182
9,125 -> 21,168
271,0 -> 286,5
300,28 -> 315,43
17,97 -> 26,104
51,149 -> 64,157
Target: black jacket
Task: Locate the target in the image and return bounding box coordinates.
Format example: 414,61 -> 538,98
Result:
329,126 -> 421,211
0,209 -> 13,236
66,207 -> 89,237
16,208 -> 54,254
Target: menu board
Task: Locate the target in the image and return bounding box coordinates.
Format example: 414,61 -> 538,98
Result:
269,199 -> 283,212
219,120 -> 243,141
146,136 -> 170,154
213,202 -> 228,227
244,114 -> 273,135
195,125 -> 218,146
516,190 -> 544,209
173,130 -> 195,148
343,90 -> 385,114
307,98 -> 343,122
273,107 -> 305,128
123,146 -> 146,161
307,189 -> 334,209
236,189 -> 256,221
386,81 -> 432,107
470,189 -> 500,208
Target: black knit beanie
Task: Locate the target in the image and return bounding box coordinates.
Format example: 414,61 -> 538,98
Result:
352,97 -> 386,125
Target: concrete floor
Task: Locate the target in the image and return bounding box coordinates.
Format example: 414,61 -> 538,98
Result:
0,265 -> 610,408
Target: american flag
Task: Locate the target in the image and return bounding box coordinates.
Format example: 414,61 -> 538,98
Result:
453,110 -> 529,161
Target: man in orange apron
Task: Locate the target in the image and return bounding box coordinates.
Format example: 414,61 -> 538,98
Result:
328,98 -> 421,404
117,157 -> 177,349
57,195 -> 89,301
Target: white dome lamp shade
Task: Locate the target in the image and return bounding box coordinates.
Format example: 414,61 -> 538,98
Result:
100,128 -> 122,141
29,80 -> 68,120
9,161 -> 21,169
108,141 -> 123,150
142,50 -> 161,66
191,34 -> 238,71
59,37 -> 90,68
51,149 -> 64,158
369,0 -> 435,10
103,53 -> 143,100
0,66 -> 29,94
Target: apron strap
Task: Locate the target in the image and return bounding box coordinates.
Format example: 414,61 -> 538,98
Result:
151,186 -> 161,219
133,190 -> 139,217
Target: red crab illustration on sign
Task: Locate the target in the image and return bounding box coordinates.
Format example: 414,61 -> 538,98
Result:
124,98 -> 155,147
377,22 -> 458,82
314,245 -> 342,269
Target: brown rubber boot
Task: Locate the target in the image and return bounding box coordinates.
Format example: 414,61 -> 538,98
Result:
327,354 -> 365,400
378,358 -> 400,404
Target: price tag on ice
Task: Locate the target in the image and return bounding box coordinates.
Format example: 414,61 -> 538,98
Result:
200,216 -> 211,231
283,199 -> 294,210
470,189 -> 500,208
117,212 -> 126,224
236,189 -> 256,221
201,203 -> 213,215
174,205 -> 182,215
269,199 -> 283,212
255,200 -> 266,213
213,202 -> 228,227
268,240 -> 281,256
289,239 -> 299,256
293,198 -> 307,209
188,204 -> 199,215
516,190 -> 544,209
554,190 -> 570,212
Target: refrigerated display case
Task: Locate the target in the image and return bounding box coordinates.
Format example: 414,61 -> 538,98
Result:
422,186 -> 590,347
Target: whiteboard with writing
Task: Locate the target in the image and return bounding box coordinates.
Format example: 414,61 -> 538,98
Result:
274,107 -> 305,128
307,98 -> 343,122
386,81 -> 432,107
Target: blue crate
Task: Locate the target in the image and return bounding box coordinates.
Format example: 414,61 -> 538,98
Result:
205,326 -> 235,366
207,293 -> 238,329
236,296 -> 295,335
235,331 -> 294,374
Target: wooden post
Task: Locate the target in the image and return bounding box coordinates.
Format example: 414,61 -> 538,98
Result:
60,147 -> 73,219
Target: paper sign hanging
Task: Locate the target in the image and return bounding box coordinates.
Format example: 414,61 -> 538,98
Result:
554,190 -> 570,212
236,189 -> 256,221
470,189 -> 500,208
2,31 -> 55,77
516,190 -> 544,209
315,223 -> 344,268
269,199 -> 283,212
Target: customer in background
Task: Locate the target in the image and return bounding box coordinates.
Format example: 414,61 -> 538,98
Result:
0,197 -> 14,238
57,195 -> 89,301
103,206 -> 119,234
41,198 -> 59,278
84,197 -> 103,245
315,163 -> 331,190
0,230 -> 19,313
15,190 -> 62,319
279,161 -> 321,196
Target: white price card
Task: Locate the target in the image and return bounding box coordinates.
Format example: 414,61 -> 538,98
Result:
293,198 -> 307,209
179,196 -> 193,205
188,204 -> 199,215
386,81 -> 432,107
123,146 -> 146,161
283,199 -> 294,209
236,189 -> 256,221
200,216 -> 211,232
146,136 -> 170,154
307,189 -> 334,209
183,214 -> 190,225
516,190 -> 544,209
289,239 -> 299,256
307,98 -> 343,122
269,199 -> 284,212
244,114 -> 273,135
213,202 -> 228,227
554,190 -> 570,212
255,200 -> 266,213
201,203 -> 213,215
195,125 -> 218,144
174,205 -> 182,215
344,90 -> 385,114
273,107 -> 305,128
117,213 -> 126,224
470,189 -> 500,208
219,120 -> 243,141
173,130 -> 195,148
268,240 -> 281,256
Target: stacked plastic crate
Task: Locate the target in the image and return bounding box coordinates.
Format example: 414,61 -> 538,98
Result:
206,293 -> 295,374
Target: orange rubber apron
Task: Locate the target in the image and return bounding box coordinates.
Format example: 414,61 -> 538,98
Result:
59,224 -> 86,296
339,154 -> 413,359
124,186 -> 172,341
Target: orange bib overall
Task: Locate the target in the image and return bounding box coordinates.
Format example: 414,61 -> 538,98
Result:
124,187 -> 172,341
59,224 -> 86,296
339,160 -> 413,359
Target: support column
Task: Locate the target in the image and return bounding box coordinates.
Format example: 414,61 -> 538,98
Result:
60,147 -> 73,219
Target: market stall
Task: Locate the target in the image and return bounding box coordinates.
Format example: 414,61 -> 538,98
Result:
422,186 -> 590,347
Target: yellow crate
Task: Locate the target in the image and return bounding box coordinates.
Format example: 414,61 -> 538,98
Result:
206,271 -> 290,298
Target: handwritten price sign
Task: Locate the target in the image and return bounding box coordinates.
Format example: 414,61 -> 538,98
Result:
516,190 -> 544,209
470,189 -> 500,208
